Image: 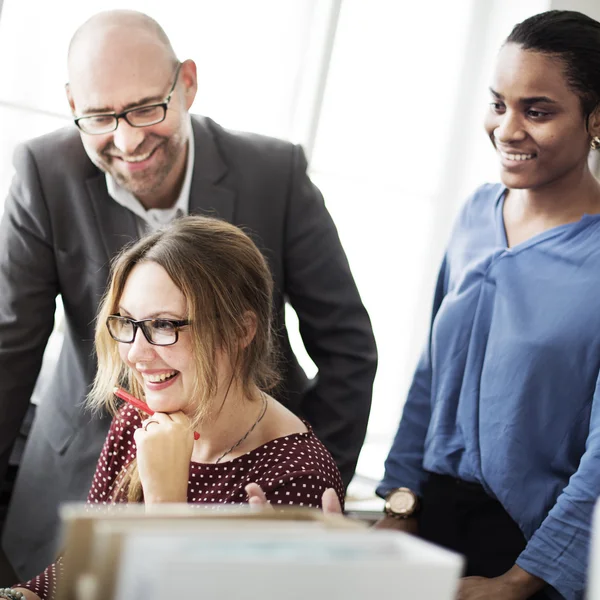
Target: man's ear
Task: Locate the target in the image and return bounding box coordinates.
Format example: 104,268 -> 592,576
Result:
240,311 -> 258,349
179,59 -> 198,110
65,83 -> 76,115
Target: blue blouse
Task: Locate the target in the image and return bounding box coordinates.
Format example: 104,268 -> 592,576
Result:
377,183 -> 600,600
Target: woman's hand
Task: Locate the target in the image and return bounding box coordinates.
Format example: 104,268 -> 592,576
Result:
245,484 -> 343,514
321,488 -> 343,514
457,566 -> 545,600
134,411 -> 194,505
245,482 -> 270,508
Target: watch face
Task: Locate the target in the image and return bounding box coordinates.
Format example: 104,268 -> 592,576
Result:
389,490 -> 415,514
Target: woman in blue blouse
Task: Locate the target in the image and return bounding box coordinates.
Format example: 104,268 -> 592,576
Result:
378,10 -> 600,600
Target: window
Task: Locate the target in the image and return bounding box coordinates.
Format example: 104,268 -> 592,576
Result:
0,0 -> 553,486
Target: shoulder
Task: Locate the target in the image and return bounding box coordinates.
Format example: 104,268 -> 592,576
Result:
192,114 -> 304,170
241,430 -> 344,509
445,182 -> 505,243
14,125 -> 96,178
246,429 -> 343,488
470,182 -> 505,200
458,182 -> 505,221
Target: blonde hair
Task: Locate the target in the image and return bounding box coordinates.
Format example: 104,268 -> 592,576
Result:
89,216 -> 280,500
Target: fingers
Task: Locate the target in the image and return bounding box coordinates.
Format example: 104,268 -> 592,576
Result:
139,412 -> 169,433
137,411 -> 193,442
245,483 -> 272,510
245,484 -> 342,516
163,410 -> 191,426
139,411 -> 189,429
141,412 -> 171,425
322,488 -> 343,514
141,419 -> 160,432
139,410 -> 190,425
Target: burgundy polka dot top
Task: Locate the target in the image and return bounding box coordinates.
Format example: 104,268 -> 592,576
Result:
19,405 -> 345,600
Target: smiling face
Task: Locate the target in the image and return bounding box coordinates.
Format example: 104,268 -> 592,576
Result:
484,43 -> 593,191
67,24 -> 197,208
117,261 -> 197,414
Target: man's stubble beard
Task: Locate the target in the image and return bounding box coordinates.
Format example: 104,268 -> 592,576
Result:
91,131 -> 186,198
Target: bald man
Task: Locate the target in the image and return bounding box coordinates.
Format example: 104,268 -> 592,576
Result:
0,10 -> 377,578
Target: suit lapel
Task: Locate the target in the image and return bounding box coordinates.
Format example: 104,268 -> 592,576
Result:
188,116 -> 236,223
86,173 -> 139,262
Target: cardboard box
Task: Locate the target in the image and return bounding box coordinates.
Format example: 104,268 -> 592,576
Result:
57,503 -> 463,600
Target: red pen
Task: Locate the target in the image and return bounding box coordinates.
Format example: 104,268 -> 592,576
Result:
113,386 -> 200,440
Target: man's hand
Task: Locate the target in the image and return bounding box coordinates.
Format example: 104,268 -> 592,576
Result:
245,484 -> 343,514
457,566 -> 545,600
373,514 -> 418,535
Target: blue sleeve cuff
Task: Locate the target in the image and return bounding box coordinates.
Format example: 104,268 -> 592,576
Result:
376,470 -> 427,499
517,541 -> 585,600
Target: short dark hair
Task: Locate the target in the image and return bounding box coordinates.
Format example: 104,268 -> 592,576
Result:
506,10 -> 600,120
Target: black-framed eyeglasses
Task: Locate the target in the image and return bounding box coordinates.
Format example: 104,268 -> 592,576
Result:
106,315 -> 190,346
74,63 -> 182,135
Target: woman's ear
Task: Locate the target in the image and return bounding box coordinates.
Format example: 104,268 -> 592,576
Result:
589,105 -> 600,141
240,311 -> 257,349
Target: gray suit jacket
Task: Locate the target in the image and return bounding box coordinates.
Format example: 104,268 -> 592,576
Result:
0,116 -> 377,579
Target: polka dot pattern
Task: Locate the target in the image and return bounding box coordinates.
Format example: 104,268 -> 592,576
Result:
18,405 -> 344,599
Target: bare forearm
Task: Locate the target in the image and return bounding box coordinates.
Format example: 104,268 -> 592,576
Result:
458,565 -> 547,599
501,565 -> 546,597
373,515 -> 419,534
143,489 -> 187,506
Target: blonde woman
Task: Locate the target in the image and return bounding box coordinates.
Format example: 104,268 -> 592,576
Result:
12,216 -> 343,600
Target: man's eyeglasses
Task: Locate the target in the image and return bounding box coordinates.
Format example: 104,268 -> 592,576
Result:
106,315 -> 190,346
74,63 -> 182,135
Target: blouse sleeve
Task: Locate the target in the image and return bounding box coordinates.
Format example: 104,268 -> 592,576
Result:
516,371 -> 600,600
263,470 -> 345,511
15,408 -> 139,599
87,406 -> 139,504
13,558 -> 63,600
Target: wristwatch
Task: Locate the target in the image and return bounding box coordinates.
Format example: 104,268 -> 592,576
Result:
384,487 -> 419,519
